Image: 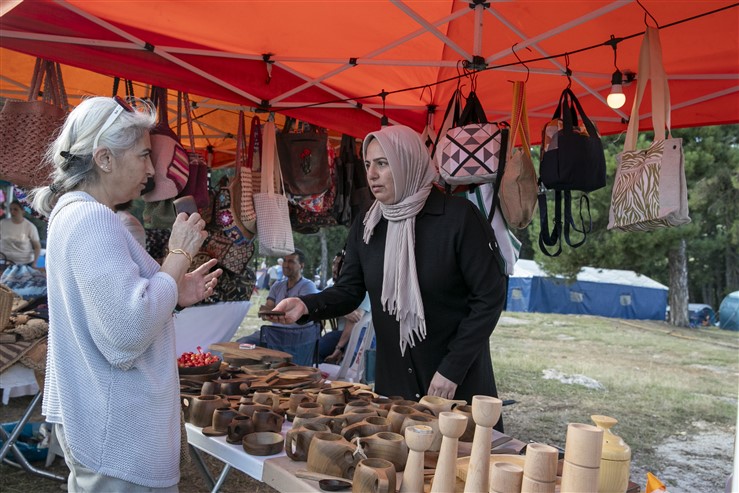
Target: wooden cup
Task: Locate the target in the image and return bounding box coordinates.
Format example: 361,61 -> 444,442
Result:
523,442 -> 559,483
386,405 -> 419,434
288,390 -> 314,414
358,431 -> 408,472
490,462 -> 524,493
253,390 -> 281,411
564,423 -> 603,468
341,416 -> 392,441
252,408 -> 284,433
317,389 -> 347,414
521,475 -> 556,493
307,432 -> 359,480
226,415 -> 255,444
285,422 -> 332,461
297,402 -> 325,415
400,425 -> 435,493
352,458 -> 397,493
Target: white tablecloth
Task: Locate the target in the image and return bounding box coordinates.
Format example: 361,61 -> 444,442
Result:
0,363 -> 39,405
174,301 -> 251,356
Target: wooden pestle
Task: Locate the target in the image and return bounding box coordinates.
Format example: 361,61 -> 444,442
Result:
430,412 -> 467,493
463,395 -> 502,493
399,425 -> 435,493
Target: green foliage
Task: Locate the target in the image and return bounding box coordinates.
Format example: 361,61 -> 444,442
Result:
530,124 -> 739,305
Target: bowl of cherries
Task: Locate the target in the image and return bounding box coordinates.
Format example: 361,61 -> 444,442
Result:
177,346 -> 222,375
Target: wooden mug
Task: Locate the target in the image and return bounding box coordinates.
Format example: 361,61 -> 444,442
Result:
307,432 -> 359,480
285,422 -> 331,461
317,389 -> 347,414
253,390 -> 281,411
253,408 -> 285,433
358,431 -> 408,472
352,458 -> 397,493
226,415 -> 255,444
341,416 -> 392,441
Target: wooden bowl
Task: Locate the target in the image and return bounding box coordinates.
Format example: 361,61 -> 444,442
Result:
178,357 -> 222,375
242,431 -> 285,456
456,454 -> 526,482
178,369 -> 221,383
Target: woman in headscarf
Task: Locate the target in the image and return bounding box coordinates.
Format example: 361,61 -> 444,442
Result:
273,125 -> 506,429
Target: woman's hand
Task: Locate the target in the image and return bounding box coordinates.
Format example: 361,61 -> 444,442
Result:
168,212 -> 207,259
324,348 -> 343,364
427,371 -> 458,400
269,297 -> 308,324
177,258 -> 223,307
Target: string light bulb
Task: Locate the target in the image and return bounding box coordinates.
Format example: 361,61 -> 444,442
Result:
607,69 -> 626,109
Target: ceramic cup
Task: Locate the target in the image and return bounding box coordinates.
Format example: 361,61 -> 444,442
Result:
358,431 -> 408,472
307,432 -> 359,480
226,415 -> 255,444
253,408 -> 285,433
352,458 -> 396,493
285,422 -> 332,461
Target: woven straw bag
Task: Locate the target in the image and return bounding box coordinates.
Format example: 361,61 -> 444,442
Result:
0,58 -> 68,187
0,284 -> 15,331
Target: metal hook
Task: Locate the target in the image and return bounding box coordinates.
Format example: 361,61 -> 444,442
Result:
635,0 -> 660,27
564,53 -> 572,89
419,84 -> 433,104
380,90 -> 389,126
511,43 -> 531,83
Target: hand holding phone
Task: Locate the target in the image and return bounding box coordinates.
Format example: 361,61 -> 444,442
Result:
173,195 -> 198,215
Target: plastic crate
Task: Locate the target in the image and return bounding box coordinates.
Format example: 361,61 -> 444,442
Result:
0,421 -> 49,462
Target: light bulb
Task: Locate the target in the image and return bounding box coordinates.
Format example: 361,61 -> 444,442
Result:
607,85 -> 626,109
607,69 -> 626,109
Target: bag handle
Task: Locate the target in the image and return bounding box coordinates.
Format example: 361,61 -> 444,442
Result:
560,88 -> 599,139
624,26 -> 671,151
261,121 -> 285,196
247,116 -> 262,171
430,88 -> 462,159
183,93 -> 197,152
459,90 -> 488,125
508,81 -> 532,158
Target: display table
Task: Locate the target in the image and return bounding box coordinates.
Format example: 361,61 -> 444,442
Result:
0,363 -> 39,405
174,301 -> 250,355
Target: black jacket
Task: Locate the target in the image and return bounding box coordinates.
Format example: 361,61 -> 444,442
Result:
301,187 -> 506,404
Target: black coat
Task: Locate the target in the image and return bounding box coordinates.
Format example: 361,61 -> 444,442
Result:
301,188 -> 506,404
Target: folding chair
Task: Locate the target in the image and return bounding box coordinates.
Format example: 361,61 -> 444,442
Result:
335,312 -> 375,382
259,323 -> 321,367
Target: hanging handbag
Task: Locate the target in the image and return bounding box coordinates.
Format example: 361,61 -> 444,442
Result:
239,114 -> 262,234
210,111 -> 255,245
254,121 -> 295,257
142,87 -> 189,202
277,120 -> 331,196
288,144 -> 338,234
499,81 -> 538,229
608,26 -> 690,232
437,90 -> 508,186
178,93 -> 210,211
0,58 -> 68,188
537,87 -> 606,256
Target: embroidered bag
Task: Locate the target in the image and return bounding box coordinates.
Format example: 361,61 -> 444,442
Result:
437,90 -> 508,186
239,114 -> 261,234
142,87 -> 189,202
608,26 -> 690,231
277,120 -> 331,196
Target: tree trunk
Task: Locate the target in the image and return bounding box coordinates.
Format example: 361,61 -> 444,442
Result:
668,238 -> 690,327
319,228 -> 328,289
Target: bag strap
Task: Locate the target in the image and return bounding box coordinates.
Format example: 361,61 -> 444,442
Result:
430,88 -> 462,159
538,188 -> 563,257
459,90 -> 488,125
624,26 -> 670,151
261,121 -> 285,196
508,81 -> 532,158
563,191 -> 589,248
183,93 -> 197,152
247,116 -> 262,171
562,88 -> 599,139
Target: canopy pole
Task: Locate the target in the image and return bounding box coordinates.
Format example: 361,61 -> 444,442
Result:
473,2 -> 484,58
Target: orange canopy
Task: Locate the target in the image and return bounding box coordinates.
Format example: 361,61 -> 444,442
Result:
1,0 -> 737,149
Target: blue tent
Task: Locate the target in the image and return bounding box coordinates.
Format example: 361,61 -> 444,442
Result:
507,260 -> 668,320
719,291 -> 739,331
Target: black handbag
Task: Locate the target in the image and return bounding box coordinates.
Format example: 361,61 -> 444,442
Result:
277,119 -> 331,196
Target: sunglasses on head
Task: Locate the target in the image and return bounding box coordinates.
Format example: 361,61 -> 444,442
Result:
93,95 -> 135,150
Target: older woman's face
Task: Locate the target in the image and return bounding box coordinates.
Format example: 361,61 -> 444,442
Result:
109,133 -> 154,203
365,139 -> 395,205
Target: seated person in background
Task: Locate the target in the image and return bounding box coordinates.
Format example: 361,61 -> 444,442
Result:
238,249 -> 318,344
0,200 -> 41,267
267,258 -> 284,287
320,251 -> 370,363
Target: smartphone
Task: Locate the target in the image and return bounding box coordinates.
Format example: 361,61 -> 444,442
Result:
173,195 -> 198,215
258,310 -> 286,317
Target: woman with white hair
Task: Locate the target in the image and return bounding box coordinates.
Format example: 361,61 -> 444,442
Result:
31,96 -> 222,491
273,125 -> 506,431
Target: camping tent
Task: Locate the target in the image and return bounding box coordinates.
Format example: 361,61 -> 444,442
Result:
507,259 -> 668,320
719,291 -> 739,331
1,0 -> 738,144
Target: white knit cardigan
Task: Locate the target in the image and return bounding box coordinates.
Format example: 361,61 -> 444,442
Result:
42,192 -> 181,488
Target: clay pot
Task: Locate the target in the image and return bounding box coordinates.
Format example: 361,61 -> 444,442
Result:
307,432 -> 359,480
358,432 -> 408,472
253,408 -> 285,433
341,416 -> 392,441
243,431 -> 284,456
226,415 -> 255,444
285,422 -> 332,461
352,458 -> 396,493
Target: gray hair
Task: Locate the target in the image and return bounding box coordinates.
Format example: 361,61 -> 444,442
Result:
30,96 -> 157,216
